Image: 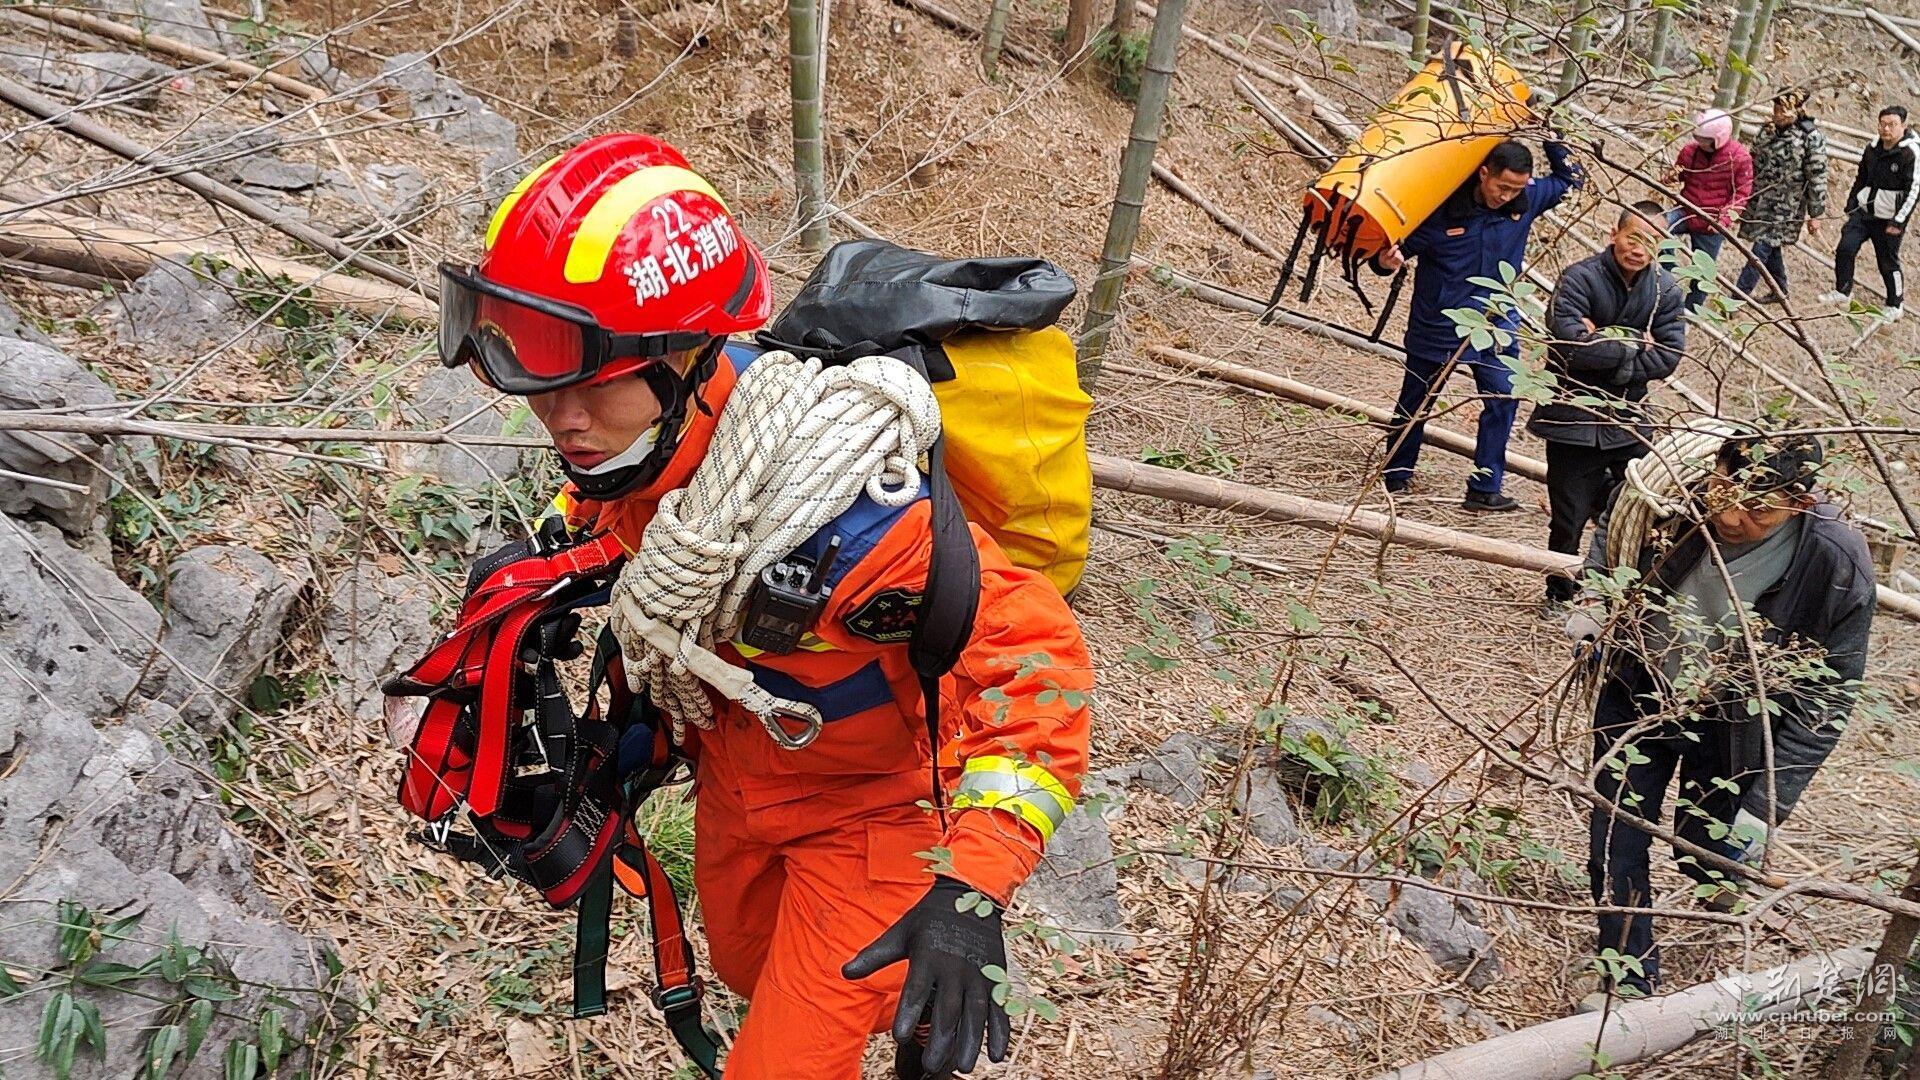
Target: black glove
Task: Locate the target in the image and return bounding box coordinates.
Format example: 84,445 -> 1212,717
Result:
842,877 -> 1011,1077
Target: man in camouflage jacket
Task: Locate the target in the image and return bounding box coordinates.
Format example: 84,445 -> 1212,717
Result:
1737,92 -> 1828,301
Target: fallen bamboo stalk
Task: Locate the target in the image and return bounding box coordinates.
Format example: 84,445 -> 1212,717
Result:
0,413 -> 545,449
1864,5 -> 1920,52
1380,946 -> 1872,1080
1233,74 -> 1333,166
1089,450 -> 1577,575
1141,260 -> 1404,361
1139,2 -> 1360,140
1149,163 -> 1286,261
0,202 -> 439,320
0,73 -> 429,299
15,5 -> 357,108
892,0 -> 1045,65
0,465 -> 89,493
1790,0 -> 1920,26
1144,345 -> 1550,483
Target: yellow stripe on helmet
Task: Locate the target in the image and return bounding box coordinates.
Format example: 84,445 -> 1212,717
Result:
563,165 -> 730,285
485,155 -> 563,251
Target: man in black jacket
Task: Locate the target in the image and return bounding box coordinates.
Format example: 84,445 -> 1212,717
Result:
1820,104 -> 1918,319
1531,201 -> 1687,604
1568,431 -> 1875,1002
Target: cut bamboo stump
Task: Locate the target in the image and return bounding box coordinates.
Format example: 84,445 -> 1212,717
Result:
0,201 -> 438,320
1144,345 -> 1550,483
1380,946 -> 1872,1080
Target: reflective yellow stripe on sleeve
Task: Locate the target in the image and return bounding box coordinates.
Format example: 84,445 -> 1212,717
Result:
950,756 -> 1075,844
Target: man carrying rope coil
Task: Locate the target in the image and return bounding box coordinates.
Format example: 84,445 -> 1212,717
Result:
1565,424 -> 1875,1007
386,134 -> 1091,1079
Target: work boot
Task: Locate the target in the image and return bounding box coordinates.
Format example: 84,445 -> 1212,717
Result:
1461,489 -> 1520,512
1884,304 -> 1905,323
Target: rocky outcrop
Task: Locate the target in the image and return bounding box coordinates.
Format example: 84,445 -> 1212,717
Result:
0,515 -> 343,1077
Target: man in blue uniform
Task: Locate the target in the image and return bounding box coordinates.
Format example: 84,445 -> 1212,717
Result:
1375,137 -> 1583,510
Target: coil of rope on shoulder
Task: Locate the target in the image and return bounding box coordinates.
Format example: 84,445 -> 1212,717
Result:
609,350 -> 942,748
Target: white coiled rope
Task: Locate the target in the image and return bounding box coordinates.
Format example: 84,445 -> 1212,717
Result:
609,350 -> 941,746
1604,417 -> 1742,572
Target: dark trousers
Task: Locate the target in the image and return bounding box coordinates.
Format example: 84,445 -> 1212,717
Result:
1385,353 -> 1517,494
1666,207 -> 1727,311
1735,240 -> 1790,297
1589,674 -> 1745,995
1544,441 -> 1646,601
1836,212 -> 1906,307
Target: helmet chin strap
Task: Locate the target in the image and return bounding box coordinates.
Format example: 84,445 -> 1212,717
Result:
558,339 -> 723,500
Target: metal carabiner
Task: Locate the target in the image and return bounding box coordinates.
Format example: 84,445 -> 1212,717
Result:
756,702 -> 824,751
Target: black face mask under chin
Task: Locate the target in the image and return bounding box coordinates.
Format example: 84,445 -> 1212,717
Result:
556,342 -> 720,501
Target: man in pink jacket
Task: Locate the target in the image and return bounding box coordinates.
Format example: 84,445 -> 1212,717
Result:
1663,108 -> 1755,311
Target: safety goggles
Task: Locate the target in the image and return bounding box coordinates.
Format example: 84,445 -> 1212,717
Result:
438,263 -> 710,394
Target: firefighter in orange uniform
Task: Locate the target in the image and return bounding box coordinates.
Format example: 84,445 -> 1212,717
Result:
440,133 -> 1091,1079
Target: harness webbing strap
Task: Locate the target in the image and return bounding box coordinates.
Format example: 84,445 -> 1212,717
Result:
573,862 -> 615,1019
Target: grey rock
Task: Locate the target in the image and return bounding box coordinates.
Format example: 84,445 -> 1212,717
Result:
0,340 -> 118,541
1388,880 -> 1502,989
1109,730 -> 1214,806
305,505 -> 345,551
1306,1006 -> 1363,1047
319,565 -> 436,723
101,0 -> 220,48
228,156 -> 329,192
399,365 -> 527,486
1232,750 -> 1302,847
378,52 -> 520,204
1364,19 -> 1414,49
295,44 -> 345,90
1021,774 -> 1134,949
0,50 -> 176,110
95,259 -> 273,360
158,546 -> 303,734
1438,994 -> 1507,1037
70,51 -> 177,108
0,293 -> 52,344
1261,0 -> 1360,40
329,163 -> 432,241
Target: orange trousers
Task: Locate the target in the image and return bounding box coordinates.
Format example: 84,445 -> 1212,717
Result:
695,770 -> 941,1079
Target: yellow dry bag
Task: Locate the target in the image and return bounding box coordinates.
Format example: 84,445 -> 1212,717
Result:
756,240 -> 1092,595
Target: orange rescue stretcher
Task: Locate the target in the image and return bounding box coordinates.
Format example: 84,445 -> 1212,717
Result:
1264,41 -> 1534,336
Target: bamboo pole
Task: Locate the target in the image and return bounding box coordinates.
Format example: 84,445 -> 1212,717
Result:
1555,0 -> 1594,101
1233,75 -> 1333,165
1142,261 -> 1404,361
1149,163 -> 1286,261
1788,0 -> 1920,27
1065,0 -> 1095,60
1136,2 -> 1360,141
787,0 -> 829,251
891,0 -> 1045,65
0,74 -> 428,299
1078,0 -> 1186,386
982,0 -> 1015,79
1411,0 -> 1432,62
1381,947 -> 1874,1080
1863,6 -> 1920,54
1714,0 -> 1762,107
1090,452 -> 1578,575
1647,3 -> 1675,68
1144,345 -> 1550,483
1734,0 -> 1781,105
0,202 -> 438,320
1828,852 -> 1920,1078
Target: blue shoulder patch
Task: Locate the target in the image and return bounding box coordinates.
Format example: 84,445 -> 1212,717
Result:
723,340 -> 763,376
792,482 -> 930,591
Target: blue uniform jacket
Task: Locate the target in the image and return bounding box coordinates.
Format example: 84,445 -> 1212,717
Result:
1393,141 -> 1583,365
